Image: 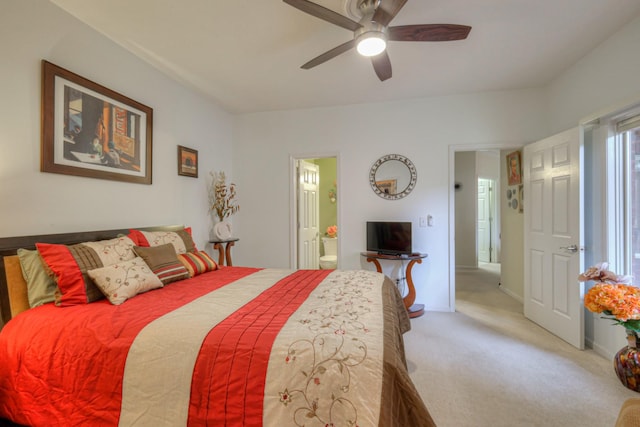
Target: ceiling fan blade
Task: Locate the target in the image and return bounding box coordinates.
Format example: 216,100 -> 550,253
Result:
372,0 -> 408,27
371,51 -> 392,81
283,0 -> 361,32
301,39 -> 356,69
388,24 -> 472,42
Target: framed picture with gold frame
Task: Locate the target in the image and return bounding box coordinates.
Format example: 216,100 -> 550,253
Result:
41,60 -> 153,184
177,145 -> 198,178
506,150 -> 522,186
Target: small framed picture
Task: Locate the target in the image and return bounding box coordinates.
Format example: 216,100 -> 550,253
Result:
177,145 -> 198,178
506,150 -> 522,186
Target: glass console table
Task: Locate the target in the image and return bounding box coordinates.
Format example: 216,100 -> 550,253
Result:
361,252 -> 428,318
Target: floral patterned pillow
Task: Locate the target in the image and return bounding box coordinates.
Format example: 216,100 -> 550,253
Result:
87,257 -> 163,305
128,228 -> 197,254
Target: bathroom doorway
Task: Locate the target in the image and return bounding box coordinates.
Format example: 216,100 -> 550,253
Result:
291,155 -> 338,269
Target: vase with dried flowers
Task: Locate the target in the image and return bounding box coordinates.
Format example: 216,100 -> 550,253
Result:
208,171 -> 239,240
578,262 -> 640,391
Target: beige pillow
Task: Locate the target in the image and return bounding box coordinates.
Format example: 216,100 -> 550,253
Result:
87,257 -> 163,305
17,248 -> 57,308
129,228 -> 196,254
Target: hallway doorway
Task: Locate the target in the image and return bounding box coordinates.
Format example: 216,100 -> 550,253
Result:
290,155 -> 338,269
452,148 -> 509,310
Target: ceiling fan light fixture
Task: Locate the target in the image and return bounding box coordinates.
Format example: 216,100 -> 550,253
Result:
356,31 -> 387,56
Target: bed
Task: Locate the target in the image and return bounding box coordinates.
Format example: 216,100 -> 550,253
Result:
0,226 -> 435,427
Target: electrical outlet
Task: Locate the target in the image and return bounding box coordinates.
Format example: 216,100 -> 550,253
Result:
427,215 -> 434,227
419,217 -> 427,227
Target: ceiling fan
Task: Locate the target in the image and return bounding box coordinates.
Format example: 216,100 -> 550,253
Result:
283,0 -> 471,81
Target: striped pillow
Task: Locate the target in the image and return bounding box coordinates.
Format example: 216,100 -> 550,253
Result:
178,251 -> 218,277
133,244 -> 189,285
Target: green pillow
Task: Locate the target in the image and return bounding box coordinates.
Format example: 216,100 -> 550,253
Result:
17,248 -> 57,308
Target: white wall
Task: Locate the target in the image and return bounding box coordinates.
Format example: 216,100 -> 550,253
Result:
0,1 -> 233,249
476,150 -> 500,182
233,90 -> 547,311
546,14 -> 640,133
499,149 -> 524,301
545,14 -> 640,357
454,152 -> 477,268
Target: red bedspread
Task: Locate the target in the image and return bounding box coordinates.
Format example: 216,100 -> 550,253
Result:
0,267 -> 260,425
0,267 -> 435,427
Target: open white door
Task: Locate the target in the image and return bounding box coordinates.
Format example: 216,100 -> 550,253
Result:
524,127 -> 584,349
478,178 -> 492,263
297,160 -> 320,269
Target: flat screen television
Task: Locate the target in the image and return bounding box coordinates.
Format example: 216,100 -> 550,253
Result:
366,221 -> 412,255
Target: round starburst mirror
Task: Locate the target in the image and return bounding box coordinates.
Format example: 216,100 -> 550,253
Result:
369,154 -> 417,200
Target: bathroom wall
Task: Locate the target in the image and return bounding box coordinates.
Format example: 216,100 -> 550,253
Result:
317,157 -> 338,244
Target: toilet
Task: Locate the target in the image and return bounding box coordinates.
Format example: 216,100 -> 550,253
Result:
320,237 -> 338,269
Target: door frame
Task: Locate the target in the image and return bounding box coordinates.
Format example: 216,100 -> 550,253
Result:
289,152 -> 341,269
448,143 -> 523,311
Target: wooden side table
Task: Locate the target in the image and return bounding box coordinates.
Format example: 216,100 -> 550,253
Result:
361,252 -> 428,318
209,238 -> 239,266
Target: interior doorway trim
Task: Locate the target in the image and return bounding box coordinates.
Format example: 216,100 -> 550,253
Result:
448,143 -> 523,312
289,152 -> 341,270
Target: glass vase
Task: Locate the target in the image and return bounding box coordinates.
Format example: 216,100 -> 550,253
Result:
614,329 -> 640,392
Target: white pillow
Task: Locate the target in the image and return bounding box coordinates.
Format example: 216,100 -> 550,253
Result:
88,257 -> 163,305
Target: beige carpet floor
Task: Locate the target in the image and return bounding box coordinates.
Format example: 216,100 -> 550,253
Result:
403,263 -> 638,427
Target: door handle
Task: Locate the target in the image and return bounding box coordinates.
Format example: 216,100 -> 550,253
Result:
559,244 -> 579,253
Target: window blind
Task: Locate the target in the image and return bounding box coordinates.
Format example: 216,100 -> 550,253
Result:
617,114 -> 640,133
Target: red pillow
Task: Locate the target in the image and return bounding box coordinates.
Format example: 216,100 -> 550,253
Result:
37,236 -> 136,306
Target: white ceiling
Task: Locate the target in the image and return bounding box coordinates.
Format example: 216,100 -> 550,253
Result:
51,0 -> 640,114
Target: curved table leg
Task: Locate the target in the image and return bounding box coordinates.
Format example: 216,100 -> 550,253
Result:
213,241 -> 236,266
213,243 -> 225,266
224,241 -> 235,266
365,257 -> 383,273
405,259 -> 425,318
367,256 -> 424,318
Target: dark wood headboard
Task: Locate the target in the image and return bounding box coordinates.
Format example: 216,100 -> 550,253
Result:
0,225 -> 184,328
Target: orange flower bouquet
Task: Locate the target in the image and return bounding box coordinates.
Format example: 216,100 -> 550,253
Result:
325,225 -> 337,238
578,262 -> 638,331
581,263 -> 640,392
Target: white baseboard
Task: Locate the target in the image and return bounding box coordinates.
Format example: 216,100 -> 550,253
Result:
498,284 -> 524,303
426,305 -> 456,313
587,337 -> 616,360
